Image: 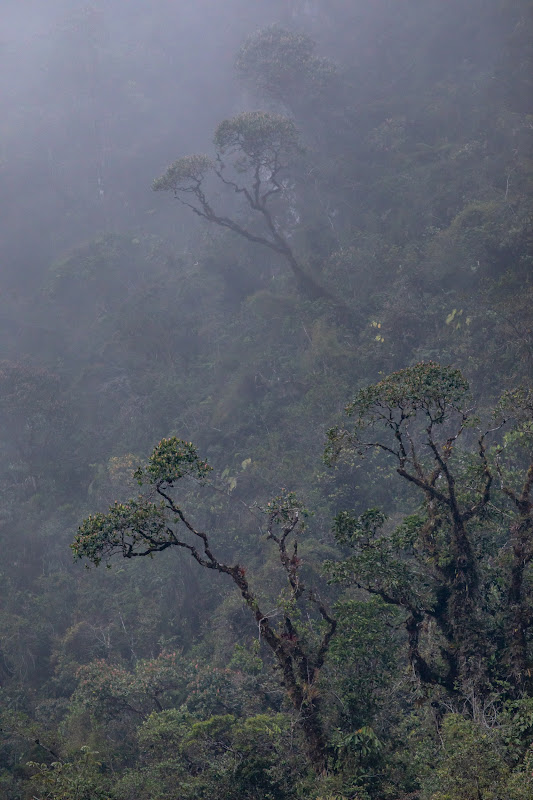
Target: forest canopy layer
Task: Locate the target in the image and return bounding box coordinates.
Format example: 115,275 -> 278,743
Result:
0,1 -> 532,798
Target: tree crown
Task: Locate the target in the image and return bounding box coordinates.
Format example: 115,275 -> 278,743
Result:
152,154 -> 213,193
235,24 -> 336,107
134,437 -> 212,486
346,362 -> 470,427
214,110 -> 303,169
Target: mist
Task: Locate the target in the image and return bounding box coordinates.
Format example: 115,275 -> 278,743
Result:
0,1 -> 531,797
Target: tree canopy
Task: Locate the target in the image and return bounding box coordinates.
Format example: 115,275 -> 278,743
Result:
1,2 -> 532,798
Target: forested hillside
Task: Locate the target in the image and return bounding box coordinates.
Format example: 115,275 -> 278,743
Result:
0,1 -> 532,798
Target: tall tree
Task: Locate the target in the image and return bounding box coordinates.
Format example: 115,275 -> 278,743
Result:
153,110 -> 344,308
326,363 -> 533,699
72,437 -> 337,774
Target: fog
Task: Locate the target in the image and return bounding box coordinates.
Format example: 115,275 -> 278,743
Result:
1,0 -> 505,289
0,1 -> 531,796
2,2 -> 272,278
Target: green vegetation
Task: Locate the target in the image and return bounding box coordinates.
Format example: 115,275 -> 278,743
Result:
1,1 -> 532,798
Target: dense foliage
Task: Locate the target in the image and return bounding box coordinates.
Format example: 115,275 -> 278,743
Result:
0,1 -> 532,798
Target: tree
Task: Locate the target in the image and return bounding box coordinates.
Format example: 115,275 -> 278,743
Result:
235,25 -> 337,117
0,360 -> 63,473
112,710 -> 299,800
494,387 -> 533,689
72,437 -> 337,774
325,363 -> 533,700
153,110 -> 340,306
28,746 -> 111,800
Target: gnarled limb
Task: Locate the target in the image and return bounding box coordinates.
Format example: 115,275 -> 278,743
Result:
73,441 -> 336,775
153,112 -> 352,316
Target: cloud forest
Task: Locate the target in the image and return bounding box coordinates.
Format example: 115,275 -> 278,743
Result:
0,1 -> 532,798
